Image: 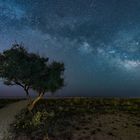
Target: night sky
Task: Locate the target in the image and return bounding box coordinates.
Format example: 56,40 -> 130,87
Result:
0,0 -> 140,97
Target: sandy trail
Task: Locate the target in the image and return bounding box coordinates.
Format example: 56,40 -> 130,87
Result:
0,100 -> 27,140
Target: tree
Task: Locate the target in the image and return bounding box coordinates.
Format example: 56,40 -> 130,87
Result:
28,61 -> 65,111
0,44 -> 65,111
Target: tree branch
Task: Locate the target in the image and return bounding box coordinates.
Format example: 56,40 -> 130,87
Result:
14,81 -> 24,88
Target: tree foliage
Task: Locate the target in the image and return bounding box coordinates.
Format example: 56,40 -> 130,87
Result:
0,44 -> 65,110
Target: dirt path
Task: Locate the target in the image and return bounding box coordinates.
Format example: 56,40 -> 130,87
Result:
0,100 -> 27,140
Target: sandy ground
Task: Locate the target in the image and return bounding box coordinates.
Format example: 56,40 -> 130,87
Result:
0,100 -> 27,140
71,113 -> 140,140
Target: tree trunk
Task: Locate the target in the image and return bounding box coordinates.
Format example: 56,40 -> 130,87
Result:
28,93 -> 44,112
24,89 -> 31,103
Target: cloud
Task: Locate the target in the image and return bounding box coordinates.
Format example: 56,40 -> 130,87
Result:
118,59 -> 140,70
78,42 -> 93,54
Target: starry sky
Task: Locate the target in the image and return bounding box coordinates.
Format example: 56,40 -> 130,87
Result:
0,0 -> 140,97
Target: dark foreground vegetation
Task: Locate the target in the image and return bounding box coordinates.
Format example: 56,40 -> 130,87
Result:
10,98 -> 140,140
0,99 -> 21,109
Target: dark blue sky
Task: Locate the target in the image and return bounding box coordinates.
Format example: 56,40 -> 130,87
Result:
0,0 -> 140,97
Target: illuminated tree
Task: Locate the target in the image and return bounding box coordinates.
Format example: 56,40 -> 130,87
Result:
0,44 -> 65,111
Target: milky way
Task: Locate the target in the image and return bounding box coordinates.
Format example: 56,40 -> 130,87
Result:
0,0 -> 140,97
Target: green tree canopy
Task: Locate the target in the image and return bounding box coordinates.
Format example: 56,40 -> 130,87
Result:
0,44 -> 65,110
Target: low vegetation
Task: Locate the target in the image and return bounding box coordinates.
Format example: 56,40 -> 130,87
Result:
10,98 -> 140,140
